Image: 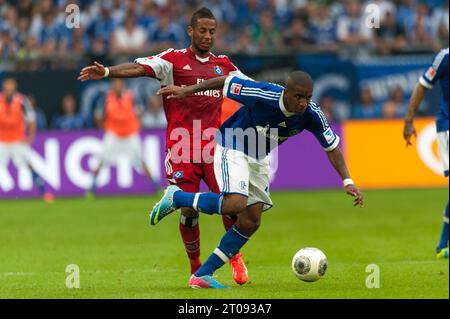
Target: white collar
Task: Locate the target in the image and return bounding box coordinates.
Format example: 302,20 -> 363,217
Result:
195,54 -> 210,63
279,91 -> 296,117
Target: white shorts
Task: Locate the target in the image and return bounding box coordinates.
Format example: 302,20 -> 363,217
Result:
101,132 -> 144,167
0,142 -> 31,167
437,130 -> 449,177
214,143 -> 273,211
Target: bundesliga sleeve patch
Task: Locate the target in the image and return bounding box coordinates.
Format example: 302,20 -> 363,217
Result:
425,67 -> 437,81
230,83 -> 242,95
323,127 -> 335,144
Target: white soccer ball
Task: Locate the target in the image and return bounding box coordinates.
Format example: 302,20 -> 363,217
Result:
291,247 -> 327,282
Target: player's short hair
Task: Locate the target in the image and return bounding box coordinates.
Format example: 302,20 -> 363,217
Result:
287,71 -> 314,89
2,76 -> 17,86
190,7 -> 216,27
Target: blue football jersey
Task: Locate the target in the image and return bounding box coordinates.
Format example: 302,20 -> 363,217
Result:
419,48 -> 449,132
217,76 -> 340,159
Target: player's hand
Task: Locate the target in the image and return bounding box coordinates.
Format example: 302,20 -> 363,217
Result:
77,61 -> 107,81
157,85 -> 190,99
403,120 -> 417,147
345,184 -> 364,207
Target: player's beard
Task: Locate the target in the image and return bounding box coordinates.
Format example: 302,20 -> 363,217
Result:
193,39 -> 212,55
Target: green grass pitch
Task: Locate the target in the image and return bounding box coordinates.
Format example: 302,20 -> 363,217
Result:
0,188 -> 448,299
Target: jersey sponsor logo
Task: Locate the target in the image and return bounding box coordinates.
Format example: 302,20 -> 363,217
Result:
214,65 -> 223,75
182,64 -> 192,71
425,67 -> 436,81
230,83 -> 242,95
323,127 -> 335,144
194,78 -> 221,98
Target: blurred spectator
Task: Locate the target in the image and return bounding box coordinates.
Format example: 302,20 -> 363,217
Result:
432,1 -> 449,47
214,22 -> 238,53
283,18 -> 313,50
0,0 -> 448,68
352,87 -> 382,119
320,95 -> 340,123
16,36 -> 40,71
51,94 -> 87,130
111,12 -> 147,55
17,0 -> 33,20
0,27 -> 18,60
407,3 -> 436,48
381,86 -> 408,118
374,11 -> 407,55
321,94 -> 350,122
141,95 -> 167,129
308,3 -> 338,51
86,4 -> 117,49
233,27 -> 258,55
148,12 -> 184,52
27,94 -> 47,130
234,0 -> 264,28
251,10 -> 284,53
137,0 -> 159,29
336,0 -> 373,46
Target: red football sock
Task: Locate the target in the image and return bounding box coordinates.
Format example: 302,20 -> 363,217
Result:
179,222 -> 202,274
222,214 -> 237,231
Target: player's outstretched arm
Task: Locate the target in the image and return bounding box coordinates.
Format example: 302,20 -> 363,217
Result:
78,61 -> 146,81
326,147 -> 364,207
157,76 -> 228,99
403,82 -> 427,146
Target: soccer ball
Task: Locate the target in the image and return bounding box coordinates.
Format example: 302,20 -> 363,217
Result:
291,247 -> 327,282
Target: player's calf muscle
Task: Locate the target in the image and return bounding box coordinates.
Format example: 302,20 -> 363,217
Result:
221,194 -> 248,215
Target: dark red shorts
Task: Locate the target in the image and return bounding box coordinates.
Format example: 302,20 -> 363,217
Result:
164,148 -> 219,193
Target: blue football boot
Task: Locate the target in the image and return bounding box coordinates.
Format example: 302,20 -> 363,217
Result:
149,185 -> 181,225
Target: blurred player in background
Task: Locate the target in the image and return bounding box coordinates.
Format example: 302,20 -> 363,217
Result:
0,77 -> 54,202
152,71 -> 364,288
86,78 -> 159,197
403,47 -> 449,259
78,8 -> 250,284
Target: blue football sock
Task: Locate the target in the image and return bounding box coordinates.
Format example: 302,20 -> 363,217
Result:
437,202 -> 449,251
195,225 -> 249,277
31,169 -> 45,195
173,191 -> 223,215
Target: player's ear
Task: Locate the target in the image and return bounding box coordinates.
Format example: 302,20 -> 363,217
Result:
187,25 -> 194,37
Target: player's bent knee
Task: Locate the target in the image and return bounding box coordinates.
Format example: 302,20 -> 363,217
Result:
221,194 -> 248,215
181,207 -> 199,218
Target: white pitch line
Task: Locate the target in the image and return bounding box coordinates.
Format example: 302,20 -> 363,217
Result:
0,272 -> 35,277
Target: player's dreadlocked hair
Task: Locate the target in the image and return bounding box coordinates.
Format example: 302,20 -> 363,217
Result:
190,7 -> 216,27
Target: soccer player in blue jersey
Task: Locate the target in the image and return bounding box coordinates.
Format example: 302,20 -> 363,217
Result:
403,47 -> 449,259
151,71 -> 364,288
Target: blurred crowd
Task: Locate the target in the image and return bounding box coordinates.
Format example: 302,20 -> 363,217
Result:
1,0 -> 449,68
1,0 -> 447,130
22,81 -> 412,132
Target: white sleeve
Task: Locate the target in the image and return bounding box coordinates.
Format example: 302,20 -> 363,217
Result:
134,49 -> 174,86
228,69 -> 253,81
21,96 -> 36,123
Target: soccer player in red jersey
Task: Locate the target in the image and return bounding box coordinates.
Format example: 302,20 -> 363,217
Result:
78,8 -> 249,285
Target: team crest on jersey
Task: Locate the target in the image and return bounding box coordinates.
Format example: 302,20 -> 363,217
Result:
173,171 -> 184,180
230,83 -> 242,95
425,67 -> 436,80
239,181 -> 247,191
214,65 -> 223,75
